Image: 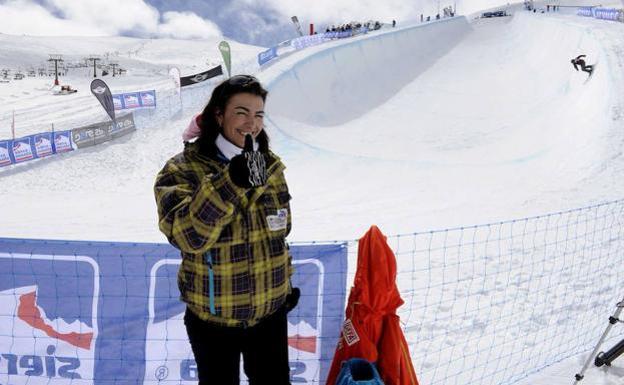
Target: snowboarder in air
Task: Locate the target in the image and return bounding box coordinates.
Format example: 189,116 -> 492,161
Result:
571,55 -> 594,76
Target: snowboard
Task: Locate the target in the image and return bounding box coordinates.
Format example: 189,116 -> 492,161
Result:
584,61 -> 598,84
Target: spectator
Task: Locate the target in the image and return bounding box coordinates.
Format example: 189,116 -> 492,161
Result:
154,75 -> 299,385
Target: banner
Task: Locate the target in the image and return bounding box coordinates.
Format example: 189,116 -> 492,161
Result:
110,90 -> 157,110
53,131 -> 74,153
0,130 -> 75,167
72,114 -> 135,149
33,132 -> 53,158
258,46 -> 278,66
0,239 -> 348,385
169,67 -> 181,96
0,140 -> 12,166
180,65 -> 223,87
90,79 -> 115,122
219,41 -> 232,78
11,137 -> 34,163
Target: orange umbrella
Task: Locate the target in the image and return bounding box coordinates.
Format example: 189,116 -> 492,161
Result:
326,226 -> 419,385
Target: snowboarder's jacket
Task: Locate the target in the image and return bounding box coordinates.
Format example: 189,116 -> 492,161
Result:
154,141 -> 293,327
572,55 -> 587,71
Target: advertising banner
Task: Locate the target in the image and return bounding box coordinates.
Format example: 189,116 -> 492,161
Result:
53,131 -> 74,153
72,114 -> 135,149
12,137 -> 34,163
0,140 -> 12,166
219,41 -> 232,77
33,132 -> 53,158
139,91 -> 156,107
0,239 -> 348,385
112,94 -> 123,110
258,46 -> 278,66
111,90 -> 156,110
90,79 -> 115,122
180,65 -> 223,87
0,131 -> 74,167
123,92 -> 141,109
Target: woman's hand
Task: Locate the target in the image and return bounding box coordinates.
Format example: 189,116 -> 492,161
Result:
229,134 -> 267,188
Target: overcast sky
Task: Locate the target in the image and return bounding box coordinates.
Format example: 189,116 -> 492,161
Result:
0,0 -> 509,46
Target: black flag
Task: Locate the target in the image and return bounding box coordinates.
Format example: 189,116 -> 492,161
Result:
90,79 -> 115,121
180,65 -> 223,87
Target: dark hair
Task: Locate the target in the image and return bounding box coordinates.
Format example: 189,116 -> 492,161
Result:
197,75 -> 269,157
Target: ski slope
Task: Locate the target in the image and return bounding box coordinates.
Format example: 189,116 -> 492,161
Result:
1,3 -> 624,384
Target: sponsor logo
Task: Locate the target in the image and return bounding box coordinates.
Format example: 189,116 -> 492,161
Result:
34,135 -> 53,157
342,319 -> 360,346
12,139 -> 33,162
0,253 -> 99,383
0,142 -> 11,166
91,86 -> 106,94
267,208 -> 288,231
54,132 -> 72,153
112,95 -> 123,110
258,47 -> 278,65
123,94 -> 140,108
140,92 -> 155,107
190,74 -> 208,83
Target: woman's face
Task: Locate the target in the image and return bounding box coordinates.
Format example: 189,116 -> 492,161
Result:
216,92 -> 265,148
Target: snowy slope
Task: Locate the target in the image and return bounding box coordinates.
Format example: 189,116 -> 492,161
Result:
1,5 -> 624,384
0,34 -> 264,136
1,6 -> 623,243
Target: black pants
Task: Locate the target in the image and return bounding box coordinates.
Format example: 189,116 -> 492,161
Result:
184,307 -> 291,385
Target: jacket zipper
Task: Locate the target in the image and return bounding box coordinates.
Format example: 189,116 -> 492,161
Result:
203,250 -> 216,315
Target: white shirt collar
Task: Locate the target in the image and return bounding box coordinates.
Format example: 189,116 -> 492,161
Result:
215,133 -> 258,160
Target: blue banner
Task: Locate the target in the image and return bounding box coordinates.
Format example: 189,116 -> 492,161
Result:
0,238 -> 347,385
112,90 -> 156,110
33,132 -> 53,158
53,130 -> 74,154
258,46 -> 278,66
0,140 -> 12,166
12,136 -> 34,163
0,130 -> 75,167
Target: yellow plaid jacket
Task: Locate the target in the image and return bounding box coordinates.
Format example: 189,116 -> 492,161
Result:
154,142 -> 293,327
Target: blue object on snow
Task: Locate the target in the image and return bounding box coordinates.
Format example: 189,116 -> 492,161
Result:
335,358 -> 385,385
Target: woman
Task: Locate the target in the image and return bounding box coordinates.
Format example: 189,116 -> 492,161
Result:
154,75 -> 298,385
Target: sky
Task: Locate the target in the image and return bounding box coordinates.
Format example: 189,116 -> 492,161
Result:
0,0 -> 511,47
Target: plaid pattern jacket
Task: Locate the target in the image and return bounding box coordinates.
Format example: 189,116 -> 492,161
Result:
154,142 -> 293,327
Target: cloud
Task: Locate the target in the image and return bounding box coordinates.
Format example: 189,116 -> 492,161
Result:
261,0 -> 425,27
0,0 -> 106,36
212,0 -> 511,46
0,0 -> 222,39
158,11 -> 222,39
240,0 -> 505,29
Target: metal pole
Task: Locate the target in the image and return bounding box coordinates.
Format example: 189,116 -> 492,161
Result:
573,297 -> 624,384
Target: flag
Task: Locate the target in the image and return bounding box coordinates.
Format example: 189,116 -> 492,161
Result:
218,41 -> 231,78
169,67 -> 181,94
90,79 -> 115,122
180,65 -> 223,87
11,110 -> 15,139
291,16 -> 304,36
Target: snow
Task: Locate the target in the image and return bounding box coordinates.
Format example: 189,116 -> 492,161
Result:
1,2 -> 624,384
